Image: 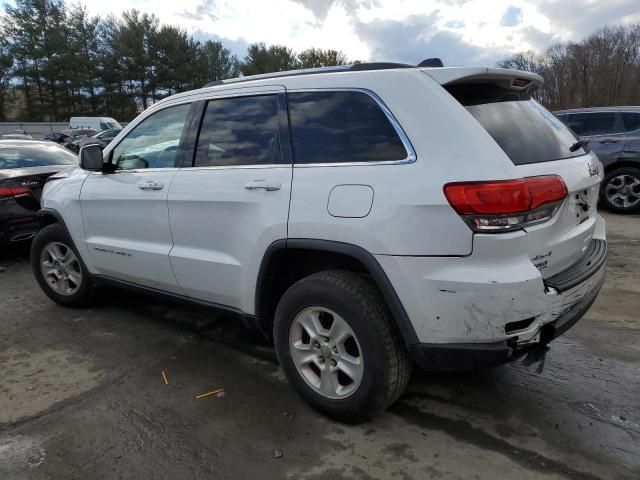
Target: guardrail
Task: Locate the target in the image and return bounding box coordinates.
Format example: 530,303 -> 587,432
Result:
0,122 -> 128,140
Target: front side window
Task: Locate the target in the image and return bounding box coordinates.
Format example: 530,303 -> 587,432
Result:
622,112 -> 640,132
194,95 -> 280,167
111,103 -> 191,170
287,91 -> 408,164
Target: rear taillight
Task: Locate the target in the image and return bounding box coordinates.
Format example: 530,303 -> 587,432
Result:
444,175 -> 567,232
0,186 -> 31,198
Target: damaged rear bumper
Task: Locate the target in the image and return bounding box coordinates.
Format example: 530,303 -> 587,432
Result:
408,261 -> 606,371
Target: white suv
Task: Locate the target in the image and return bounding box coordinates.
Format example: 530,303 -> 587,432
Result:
31,62 -> 607,422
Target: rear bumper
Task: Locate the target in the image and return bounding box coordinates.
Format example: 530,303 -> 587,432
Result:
0,219 -> 39,243
408,268 -> 605,370
0,200 -> 40,243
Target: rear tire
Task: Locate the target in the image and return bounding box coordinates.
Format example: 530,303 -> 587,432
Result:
600,167 -> 640,213
273,270 -> 411,423
31,223 -> 95,307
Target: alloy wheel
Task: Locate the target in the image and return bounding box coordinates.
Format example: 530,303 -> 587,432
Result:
289,306 -> 364,399
40,242 -> 82,296
605,174 -> 640,209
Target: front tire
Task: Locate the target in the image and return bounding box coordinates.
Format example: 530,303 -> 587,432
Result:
273,270 -> 411,423
600,167 -> 640,213
31,223 -> 95,307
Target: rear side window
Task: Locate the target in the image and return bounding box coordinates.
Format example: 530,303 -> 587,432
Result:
565,112 -> 625,136
561,114 -> 588,136
287,91 -> 408,164
195,95 -> 280,167
622,112 -> 640,132
447,84 -> 585,166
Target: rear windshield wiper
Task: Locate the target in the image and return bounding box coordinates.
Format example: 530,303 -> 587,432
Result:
570,138 -> 590,152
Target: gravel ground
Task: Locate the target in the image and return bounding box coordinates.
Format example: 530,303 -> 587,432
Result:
1,211 -> 639,480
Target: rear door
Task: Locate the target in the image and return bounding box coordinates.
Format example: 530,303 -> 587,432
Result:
80,102 -> 193,293
620,111 -> 640,161
167,87 -> 292,314
444,81 -> 604,277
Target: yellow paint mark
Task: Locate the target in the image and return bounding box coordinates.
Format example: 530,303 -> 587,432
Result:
195,388 -> 224,399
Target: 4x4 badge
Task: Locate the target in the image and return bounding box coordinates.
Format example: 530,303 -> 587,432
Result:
587,162 -> 600,177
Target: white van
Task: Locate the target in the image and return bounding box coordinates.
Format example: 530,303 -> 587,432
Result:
69,117 -> 122,131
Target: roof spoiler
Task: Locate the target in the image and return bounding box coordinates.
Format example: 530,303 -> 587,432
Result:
417,58 -> 444,68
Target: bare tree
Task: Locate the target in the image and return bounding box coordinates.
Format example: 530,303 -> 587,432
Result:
498,23 -> 640,109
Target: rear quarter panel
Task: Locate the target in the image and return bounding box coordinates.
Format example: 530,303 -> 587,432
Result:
285,69 -> 518,256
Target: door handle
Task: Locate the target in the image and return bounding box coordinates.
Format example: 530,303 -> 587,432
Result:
244,180 -> 281,191
598,139 -> 619,144
137,180 -> 164,190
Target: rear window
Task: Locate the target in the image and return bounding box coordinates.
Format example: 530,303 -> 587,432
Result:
0,144 -> 77,169
446,84 -> 586,165
288,91 -> 408,164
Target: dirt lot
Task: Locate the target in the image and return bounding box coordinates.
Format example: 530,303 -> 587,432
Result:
1,211 -> 639,480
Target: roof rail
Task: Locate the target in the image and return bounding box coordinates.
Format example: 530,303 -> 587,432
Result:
204,59 -> 443,88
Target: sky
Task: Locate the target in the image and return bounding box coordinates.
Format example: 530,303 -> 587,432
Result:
11,0 -> 640,66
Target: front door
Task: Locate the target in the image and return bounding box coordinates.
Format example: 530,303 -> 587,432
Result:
80,102 -> 192,293
168,88 -> 292,314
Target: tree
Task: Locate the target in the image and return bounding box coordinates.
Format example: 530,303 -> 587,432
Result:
195,39 -> 240,86
66,4 -> 101,115
297,48 -> 348,68
240,42 -> 299,75
103,10 -> 158,109
0,39 -> 13,121
498,23 -> 640,110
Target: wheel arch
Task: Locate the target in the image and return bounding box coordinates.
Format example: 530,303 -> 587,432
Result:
603,159 -> 640,175
255,239 -> 419,345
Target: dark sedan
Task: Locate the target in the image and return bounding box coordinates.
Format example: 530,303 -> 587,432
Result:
0,140 -> 77,243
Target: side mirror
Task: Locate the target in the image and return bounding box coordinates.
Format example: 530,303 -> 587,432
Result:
79,144 -> 105,171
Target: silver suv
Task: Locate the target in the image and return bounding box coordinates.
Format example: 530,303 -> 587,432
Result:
31,63 -> 607,422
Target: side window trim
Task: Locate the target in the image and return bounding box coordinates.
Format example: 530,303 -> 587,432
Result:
277,92 -> 294,165
180,100 -> 207,167
284,87 -> 417,167
103,101 -> 194,172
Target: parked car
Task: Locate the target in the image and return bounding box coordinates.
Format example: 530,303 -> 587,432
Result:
68,128 -> 122,153
554,107 -> 640,213
43,131 -> 68,143
61,129 -> 98,151
1,130 -> 33,140
0,140 -> 77,244
44,128 -> 98,148
31,62 -> 607,422
69,116 -> 122,131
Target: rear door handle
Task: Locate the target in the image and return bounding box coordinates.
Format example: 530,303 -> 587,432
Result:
137,180 -> 164,190
244,180 -> 281,191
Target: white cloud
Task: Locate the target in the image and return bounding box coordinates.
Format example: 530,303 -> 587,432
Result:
42,0 -> 640,65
